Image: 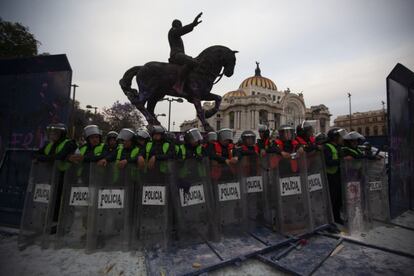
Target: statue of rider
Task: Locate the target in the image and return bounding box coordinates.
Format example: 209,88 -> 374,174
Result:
168,12 -> 203,92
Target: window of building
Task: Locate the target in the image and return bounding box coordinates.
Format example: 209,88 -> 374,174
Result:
229,111 -> 235,129
382,125 -> 386,135
273,95 -> 276,101
259,110 -> 268,125
373,125 -> 378,136
373,117 -> 377,122
216,120 -> 221,130
252,92 -> 255,95
357,127 -> 362,134
365,126 -> 370,136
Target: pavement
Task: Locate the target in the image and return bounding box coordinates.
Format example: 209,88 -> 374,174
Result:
0,210 -> 413,276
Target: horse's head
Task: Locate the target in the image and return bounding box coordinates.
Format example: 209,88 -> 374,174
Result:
197,46 -> 238,78
221,48 -> 238,77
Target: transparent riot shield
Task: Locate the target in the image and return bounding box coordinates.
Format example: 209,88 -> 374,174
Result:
210,158 -> 247,236
239,155 -> 266,229
19,161 -> 61,249
263,153 -> 281,228
136,161 -> 171,250
56,162 -> 90,249
86,163 -> 132,252
305,151 -> 334,229
364,158 -> 390,222
170,157 -> 217,244
341,159 -> 370,235
273,152 -> 311,235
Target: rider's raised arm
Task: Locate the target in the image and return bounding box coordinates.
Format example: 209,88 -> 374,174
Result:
172,22 -> 196,37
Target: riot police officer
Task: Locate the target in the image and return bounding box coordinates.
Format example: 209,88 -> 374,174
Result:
35,123 -> 77,163
342,131 -> 365,160
233,130 -> 259,161
275,125 -> 299,158
178,128 -> 204,160
70,125 -> 109,166
296,121 -> 318,152
324,127 -> 347,224
105,131 -> 119,154
141,125 -> 175,170
114,128 -> 140,169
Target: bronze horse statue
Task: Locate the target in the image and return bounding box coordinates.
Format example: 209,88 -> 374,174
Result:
119,45 -> 237,132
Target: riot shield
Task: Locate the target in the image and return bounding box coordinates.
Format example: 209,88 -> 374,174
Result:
19,161 -> 61,248
272,152 -> 311,235
341,159 -> 370,235
86,163 -> 132,252
170,157 -> 217,243
239,155 -> 266,229
262,153 -> 281,228
209,158 -> 248,235
136,161 -> 171,250
56,162 -> 90,249
305,151 -> 334,229
364,158 -> 390,222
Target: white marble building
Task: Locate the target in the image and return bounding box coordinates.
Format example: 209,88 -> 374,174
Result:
180,63 -> 331,136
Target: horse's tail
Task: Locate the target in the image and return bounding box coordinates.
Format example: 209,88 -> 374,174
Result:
119,66 -> 142,99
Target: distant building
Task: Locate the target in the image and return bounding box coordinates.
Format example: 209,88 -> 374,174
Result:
180,62 -> 331,137
334,109 -> 387,137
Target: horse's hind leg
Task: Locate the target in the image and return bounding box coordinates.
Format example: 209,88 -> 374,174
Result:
194,99 -> 213,132
146,96 -> 163,125
130,85 -> 158,125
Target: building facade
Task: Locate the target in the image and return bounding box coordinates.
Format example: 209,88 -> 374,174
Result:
180,63 -> 331,135
334,109 -> 387,137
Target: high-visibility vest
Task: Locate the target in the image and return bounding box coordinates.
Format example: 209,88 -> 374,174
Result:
241,144 -> 260,154
214,142 -> 233,159
325,143 -> 339,174
179,144 -> 203,160
275,139 -> 299,172
79,143 -> 105,157
44,139 -> 71,171
145,141 -> 170,173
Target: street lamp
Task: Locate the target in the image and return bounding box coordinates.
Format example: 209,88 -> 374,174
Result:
86,105 -> 98,114
156,113 -> 166,118
70,84 -> 79,138
161,97 -> 184,131
348,92 -> 352,131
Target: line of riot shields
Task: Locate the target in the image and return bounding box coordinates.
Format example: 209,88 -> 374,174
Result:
19,151 -> 389,251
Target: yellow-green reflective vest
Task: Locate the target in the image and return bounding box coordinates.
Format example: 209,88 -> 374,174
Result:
325,143 -> 338,175
145,142 -> 170,173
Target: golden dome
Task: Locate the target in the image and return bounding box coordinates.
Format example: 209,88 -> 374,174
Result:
239,62 -> 277,91
222,89 -> 247,99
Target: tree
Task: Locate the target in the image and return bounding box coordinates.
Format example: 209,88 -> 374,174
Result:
103,101 -> 144,131
0,18 -> 39,58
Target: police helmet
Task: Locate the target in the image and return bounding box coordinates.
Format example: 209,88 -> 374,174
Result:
241,130 -> 256,144
117,128 -> 136,141
315,132 -> 328,145
106,131 -> 118,140
327,127 -> 347,141
207,132 -> 218,142
83,125 -> 101,139
150,125 -> 166,136
218,128 -> 233,143
185,128 -> 203,144
136,129 -> 150,140
46,123 -> 67,137
278,125 -> 295,141
164,132 -> 176,143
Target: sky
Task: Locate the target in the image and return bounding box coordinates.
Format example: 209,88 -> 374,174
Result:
1,0 -> 414,129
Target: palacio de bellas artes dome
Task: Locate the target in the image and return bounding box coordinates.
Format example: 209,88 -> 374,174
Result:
180,62 -> 331,139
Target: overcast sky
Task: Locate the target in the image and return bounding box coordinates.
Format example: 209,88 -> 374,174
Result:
1,0 -> 414,129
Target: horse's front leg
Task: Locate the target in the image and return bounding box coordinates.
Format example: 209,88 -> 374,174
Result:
193,99 -> 213,132
203,93 -> 222,119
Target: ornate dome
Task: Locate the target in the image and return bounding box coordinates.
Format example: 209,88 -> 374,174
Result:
239,62 -> 277,91
223,89 -> 247,99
